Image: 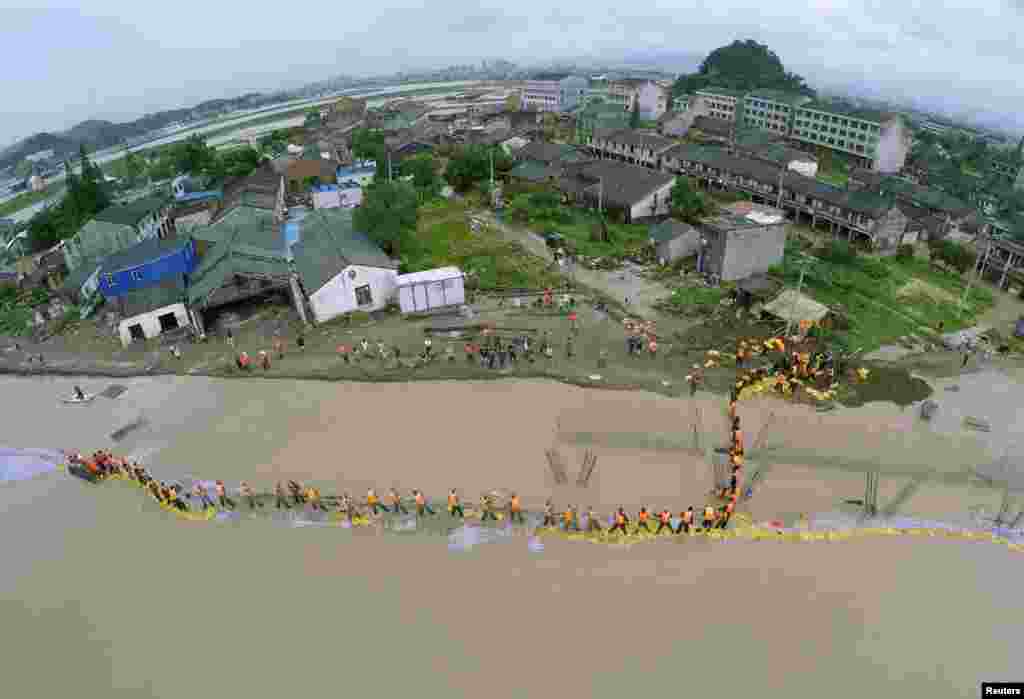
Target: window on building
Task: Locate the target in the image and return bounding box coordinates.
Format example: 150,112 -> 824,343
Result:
355,284 -> 372,307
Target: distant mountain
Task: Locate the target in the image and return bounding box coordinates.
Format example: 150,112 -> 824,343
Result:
0,91 -> 281,172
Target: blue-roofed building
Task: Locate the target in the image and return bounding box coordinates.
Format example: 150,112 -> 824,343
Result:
97,236 -> 197,299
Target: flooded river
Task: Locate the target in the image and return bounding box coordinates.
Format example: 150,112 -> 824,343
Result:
0,374 -> 1020,698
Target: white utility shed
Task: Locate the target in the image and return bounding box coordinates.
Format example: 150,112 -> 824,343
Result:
395,267 -> 465,314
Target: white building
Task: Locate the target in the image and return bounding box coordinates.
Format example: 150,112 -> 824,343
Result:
119,301 -> 191,347
290,209 -> 399,323
635,81 -> 670,120
395,267 -> 465,314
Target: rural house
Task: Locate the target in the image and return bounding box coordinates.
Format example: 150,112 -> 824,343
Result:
114,275 -> 192,347
285,159 -> 338,194
291,208 -> 399,323
558,160 -> 676,223
96,235 -> 197,300
697,205 -> 788,282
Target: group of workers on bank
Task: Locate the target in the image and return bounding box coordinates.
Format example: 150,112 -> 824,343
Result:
732,336 -> 839,397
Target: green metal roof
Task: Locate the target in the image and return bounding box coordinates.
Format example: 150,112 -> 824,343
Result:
191,206 -> 277,245
508,160 -> 556,182
796,100 -> 891,124
64,219 -> 141,272
745,89 -> 809,106
648,220 -> 696,243
93,196 -> 169,227
291,209 -> 395,294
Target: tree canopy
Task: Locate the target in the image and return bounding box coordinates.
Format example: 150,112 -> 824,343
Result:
673,40 -> 814,97
444,145 -> 510,193
669,177 -> 711,224
351,128 -> 386,165
402,153 -> 442,201
27,145 -> 110,252
352,180 -> 418,256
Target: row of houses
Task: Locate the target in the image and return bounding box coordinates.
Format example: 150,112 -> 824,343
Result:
32,164 -> 464,347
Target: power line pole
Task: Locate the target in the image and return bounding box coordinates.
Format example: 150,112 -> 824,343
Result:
785,257 -> 811,338
958,238 -> 991,317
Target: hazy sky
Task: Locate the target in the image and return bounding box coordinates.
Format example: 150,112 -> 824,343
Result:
3,0 -> 1024,146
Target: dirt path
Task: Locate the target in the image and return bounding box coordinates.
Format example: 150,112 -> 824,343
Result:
475,210 -> 673,321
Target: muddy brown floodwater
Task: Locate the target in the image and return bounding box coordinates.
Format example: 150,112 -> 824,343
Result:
0,374 -> 1021,698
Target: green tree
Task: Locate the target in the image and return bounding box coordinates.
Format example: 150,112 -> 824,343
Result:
669,177 -> 710,223
14,160 -> 33,178
27,147 -> 108,252
629,100 -> 640,129
351,128 -> 386,164
304,110 -> 322,129
672,39 -> 814,98
444,145 -> 496,193
403,154 -> 441,200
352,180 -> 418,256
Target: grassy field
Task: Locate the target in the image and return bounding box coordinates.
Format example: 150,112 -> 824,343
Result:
774,247 -> 995,352
401,199 -> 562,290
815,169 -> 849,188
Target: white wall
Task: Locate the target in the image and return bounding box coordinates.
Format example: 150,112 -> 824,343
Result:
637,82 -> 667,120
787,159 -> 819,178
397,276 -> 465,313
629,180 -> 676,221
308,264 -> 398,323
118,303 -> 191,347
174,210 -> 212,232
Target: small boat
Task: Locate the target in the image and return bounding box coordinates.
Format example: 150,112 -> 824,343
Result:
61,393 -> 95,405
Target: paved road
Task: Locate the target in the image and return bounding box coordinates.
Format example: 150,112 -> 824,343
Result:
476,210 -> 672,320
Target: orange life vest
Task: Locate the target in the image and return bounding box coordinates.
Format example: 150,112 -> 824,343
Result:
682,510 -> 693,524
448,493 -> 458,507
659,511 -> 671,524
510,496 -> 521,512
704,506 -> 715,520
638,510 -> 649,522
415,493 -> 425,506
563,509 -> 573,523
367,492 -> 378,505
615,512 -> 625,525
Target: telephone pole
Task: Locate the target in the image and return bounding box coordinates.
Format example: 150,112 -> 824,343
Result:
958,239 -> 992,317
785,256 -> 812,338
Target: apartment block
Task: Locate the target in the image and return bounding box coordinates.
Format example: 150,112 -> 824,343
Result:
521,75 -> 589,113
693,88 -> 744,122
741,90 -> 811,137
791,102 -> 909,173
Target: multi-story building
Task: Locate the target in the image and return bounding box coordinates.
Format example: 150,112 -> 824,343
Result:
693,88 -> 744,122
636,81 -> 670,120
741,90 -> 811,137
791,102 -> 910,173
587,128 -> 676,170
606,79 -> 647,112
521,74 -> 589,113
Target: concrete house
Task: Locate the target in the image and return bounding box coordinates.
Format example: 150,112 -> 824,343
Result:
115,275 -> 192,347
521,74 -> 589,113
648,219 -> 700,264
693,88 -> 744,122
635,81 -> 670,120
791,103 -> 910,173
97,235 -> 197,300
291,208 -> 399,323
698,205 -> 787,281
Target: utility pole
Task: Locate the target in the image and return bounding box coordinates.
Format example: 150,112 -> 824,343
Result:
489,146 -> 494,187
958,238 -> 991,317
785,257 -> 811,338
598,177 -> 603,213
387,151 -> 392,183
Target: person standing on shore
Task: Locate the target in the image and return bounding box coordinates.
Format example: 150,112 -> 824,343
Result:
448,489 -> 464,518
367,488 -> 387,515
609,507 -> 629,536
718,499 -> 735,529
562,504 -> 578,532
388,488 -> 407,515
636,506 -> 651,533
274,481 -> 291,510
676,507 -> 694,534
702,504 -> 716,531
656,508 -> 673,534
215,480 -> 235,510
586,505 -> 602,533
542,500 -> 557,528
479,493 -> 497,522
413,489 -> 435,516
509,493 -> 524,523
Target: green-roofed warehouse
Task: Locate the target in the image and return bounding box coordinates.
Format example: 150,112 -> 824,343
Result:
291,208 -> 398,323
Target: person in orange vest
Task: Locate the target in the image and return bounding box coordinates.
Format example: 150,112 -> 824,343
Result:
656,508 -> 673,534
732,420 -> 744,455
413,489 -> 435,516
676,506 -> 694,534
388,488 -> 407,515
562,504 -> 577,532
702,504 -> 716,531
586,505 -> 602,533
508,493 -> 524,523
366,488 -> 387,515
636,506 -> 651,533
447,489 -> 464,518
215,480 -> 235,510
609,507 -> 629,536
718,500 -> 735,529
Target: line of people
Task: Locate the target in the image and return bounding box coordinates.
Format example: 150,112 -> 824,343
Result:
68,452 -> 742,536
